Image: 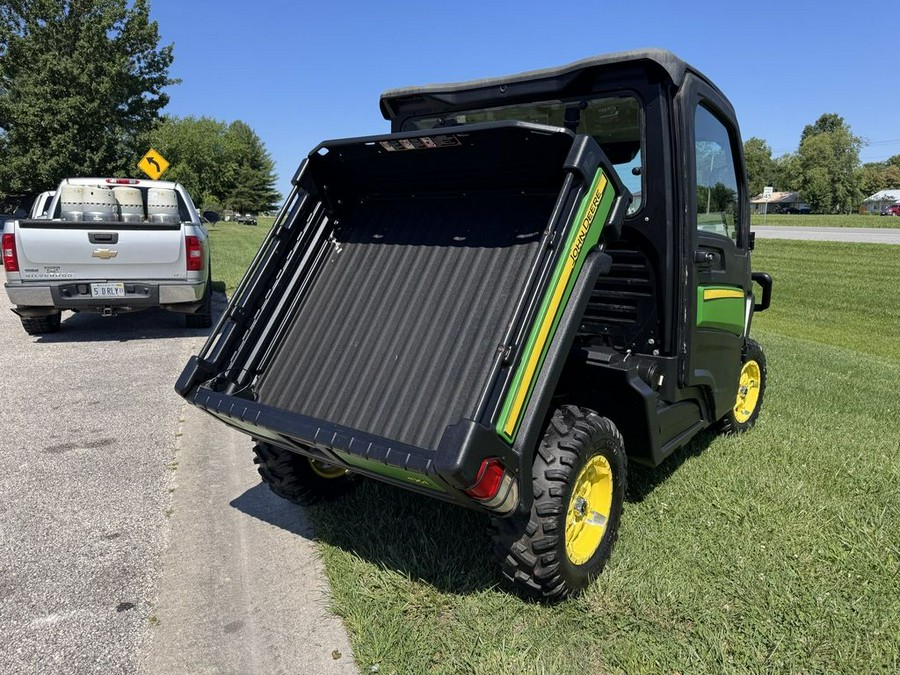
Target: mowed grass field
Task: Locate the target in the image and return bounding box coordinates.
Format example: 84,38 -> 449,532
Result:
208,229 -> 900,673
750,212 -> 900,228
206,216 -> 274,296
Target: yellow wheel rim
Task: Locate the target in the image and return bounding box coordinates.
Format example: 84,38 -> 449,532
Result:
733,359 -> 761,424
308,458 -> 347,479
565,455 -> 614,566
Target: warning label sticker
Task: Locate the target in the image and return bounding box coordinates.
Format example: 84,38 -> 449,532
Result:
378,135 -> 460,152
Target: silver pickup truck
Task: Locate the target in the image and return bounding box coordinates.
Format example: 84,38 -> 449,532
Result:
2,177 -> 212,335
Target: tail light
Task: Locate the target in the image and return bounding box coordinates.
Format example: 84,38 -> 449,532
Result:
185,235 -> 203,271
464,458 -> 518,514
2,233 -> 19,272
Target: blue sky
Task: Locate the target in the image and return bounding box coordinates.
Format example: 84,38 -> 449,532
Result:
151,0 -> 899,201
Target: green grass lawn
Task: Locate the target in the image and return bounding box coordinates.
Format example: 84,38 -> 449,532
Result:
305,239 -> 900,673
206,217 -> 273,296
751,213 -> 899,228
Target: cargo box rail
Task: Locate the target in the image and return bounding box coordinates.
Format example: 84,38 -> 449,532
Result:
177,121 -> 629,497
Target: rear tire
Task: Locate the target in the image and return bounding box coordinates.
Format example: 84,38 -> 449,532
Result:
253,441 -> 357,506
715,338 -> 767,434
185,275 -> 213,329
491,405 -> 627,601
20,311 -> 61,335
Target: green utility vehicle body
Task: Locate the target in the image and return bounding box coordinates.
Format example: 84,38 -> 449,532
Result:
177,49 -> 771,599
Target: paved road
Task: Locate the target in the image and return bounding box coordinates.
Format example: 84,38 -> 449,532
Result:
753,225 -> 900,244
0,300 -> 354,674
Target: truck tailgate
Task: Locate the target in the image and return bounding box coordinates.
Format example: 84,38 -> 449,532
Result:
177,122 -> 628,493
14,222 -> 186,280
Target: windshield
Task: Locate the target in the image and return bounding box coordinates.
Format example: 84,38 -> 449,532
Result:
403,95 -> 643,213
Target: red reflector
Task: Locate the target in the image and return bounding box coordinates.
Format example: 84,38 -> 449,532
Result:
2,233 -> 19,272
105,178 -> 140,184
185,235 -> 203,271
464,458 -> 505,501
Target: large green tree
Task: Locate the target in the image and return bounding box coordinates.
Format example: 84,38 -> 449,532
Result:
148,116 -> 231,207
773,153 -> 801,193
743,137 -> 777,197
149,116 -> 280,212
0,0 -> 175,194
223,120 -> 280,213
796,114 -> 861,213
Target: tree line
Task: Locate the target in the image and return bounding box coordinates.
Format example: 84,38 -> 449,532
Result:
0,0 -> 280,214
744,113 -> 900,214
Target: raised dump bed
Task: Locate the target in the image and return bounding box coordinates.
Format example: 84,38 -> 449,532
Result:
177,121 -> 628,498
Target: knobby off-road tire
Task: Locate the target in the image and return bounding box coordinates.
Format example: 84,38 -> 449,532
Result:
185,274 -> 213,329
253,441 -> 357,506
715,338 -> 767,434
491,405 -> 627,601
20,311 -> 61,335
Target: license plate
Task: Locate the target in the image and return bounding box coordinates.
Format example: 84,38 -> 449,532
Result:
90,283 -> 125,298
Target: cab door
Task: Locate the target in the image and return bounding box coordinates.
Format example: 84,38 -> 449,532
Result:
678,76 -> 751,422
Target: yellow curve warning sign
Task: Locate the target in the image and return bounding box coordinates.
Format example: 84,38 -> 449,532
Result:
137,148 -> 170,180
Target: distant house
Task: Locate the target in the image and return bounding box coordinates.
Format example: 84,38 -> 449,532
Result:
749,191 -> 809,214
861,189 -> 900,214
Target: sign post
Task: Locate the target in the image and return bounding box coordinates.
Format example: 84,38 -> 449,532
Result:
762,186 -> 773,226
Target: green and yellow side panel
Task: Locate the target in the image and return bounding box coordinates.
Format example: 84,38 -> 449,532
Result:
697,286 -> 746,335
496,168 -> 615,443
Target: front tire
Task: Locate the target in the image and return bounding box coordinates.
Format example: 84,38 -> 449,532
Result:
20,311 -> 61,335
253,441 -> 357,506
715,338 -> 767,434
491,406 -> 627,600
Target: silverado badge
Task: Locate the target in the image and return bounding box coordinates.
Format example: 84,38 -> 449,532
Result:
92,249 -> 118,260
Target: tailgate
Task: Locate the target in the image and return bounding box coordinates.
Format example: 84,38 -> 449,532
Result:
14,222 -> 186,280
177,122 -> 628,494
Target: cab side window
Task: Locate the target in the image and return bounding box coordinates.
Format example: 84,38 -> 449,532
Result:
694,104 -> 741,242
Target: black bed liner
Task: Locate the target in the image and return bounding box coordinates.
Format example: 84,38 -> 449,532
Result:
177,121 -> 629,497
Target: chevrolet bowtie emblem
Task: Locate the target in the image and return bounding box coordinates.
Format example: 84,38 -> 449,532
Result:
92,249 -> 118,260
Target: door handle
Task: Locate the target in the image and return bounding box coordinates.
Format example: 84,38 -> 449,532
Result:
694,250 -> 720,264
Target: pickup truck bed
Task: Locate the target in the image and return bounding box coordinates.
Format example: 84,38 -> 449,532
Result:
257,192 -> 549,450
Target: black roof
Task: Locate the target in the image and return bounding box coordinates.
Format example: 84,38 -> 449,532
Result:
380,48 -> 727,121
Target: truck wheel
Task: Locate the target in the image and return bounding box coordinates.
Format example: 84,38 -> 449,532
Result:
20,311 -> 61,335
715,338 -> 767,434
185,277 -> 213,329
491,405 -> 627,600
252,441 -> 357,506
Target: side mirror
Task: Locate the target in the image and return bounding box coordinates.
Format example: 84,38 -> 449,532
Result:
203,210 -> 221,224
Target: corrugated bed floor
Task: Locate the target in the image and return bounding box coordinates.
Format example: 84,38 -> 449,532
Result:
256,193 -> 554,451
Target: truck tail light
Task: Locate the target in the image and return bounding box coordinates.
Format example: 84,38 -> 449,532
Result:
185,235 -> 203,271
2,233 -> 19,272
464,458 -> 518,514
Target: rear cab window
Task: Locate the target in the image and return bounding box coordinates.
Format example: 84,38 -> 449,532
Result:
403,95 -> 644,214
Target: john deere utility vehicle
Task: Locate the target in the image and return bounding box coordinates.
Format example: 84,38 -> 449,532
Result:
176,49 -> 772,600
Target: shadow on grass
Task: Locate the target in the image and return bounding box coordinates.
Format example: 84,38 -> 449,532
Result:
231,430 -> 720,596
626,430 -> 717,503
231,477 -> 501,595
